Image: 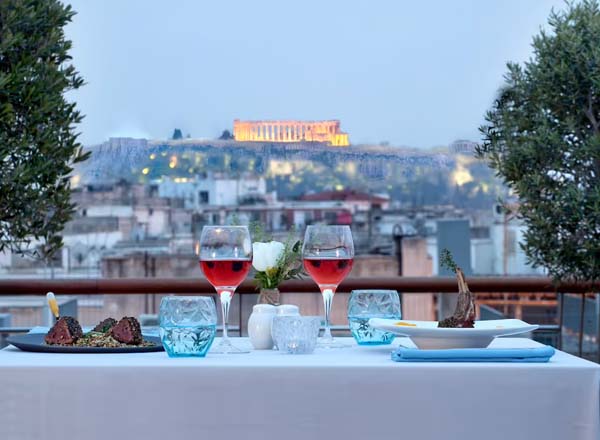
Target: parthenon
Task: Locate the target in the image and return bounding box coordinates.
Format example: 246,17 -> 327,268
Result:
233,119 -> 350,146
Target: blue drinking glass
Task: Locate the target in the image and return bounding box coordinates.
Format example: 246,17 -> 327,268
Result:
347,290 -> 401,345
159,296 -> 217,357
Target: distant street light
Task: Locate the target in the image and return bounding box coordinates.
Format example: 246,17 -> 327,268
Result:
393,224 -> 405,276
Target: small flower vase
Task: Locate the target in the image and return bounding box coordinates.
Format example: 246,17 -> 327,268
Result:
258,288 -> 280,306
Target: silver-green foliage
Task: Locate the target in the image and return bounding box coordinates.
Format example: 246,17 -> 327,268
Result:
0,0 -> 89,259
477,0 -> 600,283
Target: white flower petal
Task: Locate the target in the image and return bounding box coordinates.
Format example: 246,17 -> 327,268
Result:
265,241 -> 285,269
252,242 -> 269,272
252,241 -> 285,272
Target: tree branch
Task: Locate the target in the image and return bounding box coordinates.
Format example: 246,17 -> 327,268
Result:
584,91 -> 600,134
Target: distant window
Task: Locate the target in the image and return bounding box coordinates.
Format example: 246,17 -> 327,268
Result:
199,191 -> 209,204
471,226 -> 490,239
324,211 -> 337,223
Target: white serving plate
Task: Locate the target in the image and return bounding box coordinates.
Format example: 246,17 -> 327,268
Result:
368,318 -> 539,349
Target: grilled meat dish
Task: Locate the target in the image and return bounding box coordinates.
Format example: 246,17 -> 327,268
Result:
110,316 -> 143,345
438,267 -> 475,328
45,316 -> 84,345
92,317 -> 118,333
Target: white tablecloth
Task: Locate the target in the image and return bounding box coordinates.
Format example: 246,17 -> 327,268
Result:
0,337 -> 598,440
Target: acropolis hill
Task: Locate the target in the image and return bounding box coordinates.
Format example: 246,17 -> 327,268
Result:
79,135 -> 455,192
233,119 -> 350,146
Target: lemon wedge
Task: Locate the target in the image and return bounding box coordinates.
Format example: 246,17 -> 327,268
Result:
46,292 -> 59,318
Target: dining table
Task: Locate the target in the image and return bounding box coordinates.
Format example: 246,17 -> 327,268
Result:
0,336 -> 598,440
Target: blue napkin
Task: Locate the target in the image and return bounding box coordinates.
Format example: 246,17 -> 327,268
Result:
391,345 -> 555,363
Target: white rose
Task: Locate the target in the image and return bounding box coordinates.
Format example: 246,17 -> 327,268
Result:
252,241 -> 285,272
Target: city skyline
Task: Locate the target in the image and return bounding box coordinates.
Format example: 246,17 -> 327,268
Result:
66,0 -> 563,148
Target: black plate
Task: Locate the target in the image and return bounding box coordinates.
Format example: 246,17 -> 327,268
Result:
6,333 -> 164,354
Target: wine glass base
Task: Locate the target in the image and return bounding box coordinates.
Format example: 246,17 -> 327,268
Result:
317,338 -> 349,349
210,338 -> 250,354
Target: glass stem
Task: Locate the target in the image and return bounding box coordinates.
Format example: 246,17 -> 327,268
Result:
219,290 -> 233,341
321,288 -> 335,341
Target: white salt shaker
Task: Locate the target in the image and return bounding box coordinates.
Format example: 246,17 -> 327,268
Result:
248,304 -> 276,350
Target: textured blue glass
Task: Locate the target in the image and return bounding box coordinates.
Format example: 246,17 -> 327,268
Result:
348,290 -> 401,345
159,324 -> 216,357
159,296 -> 217,357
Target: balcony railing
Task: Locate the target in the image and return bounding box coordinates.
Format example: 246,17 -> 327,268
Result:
0,276 -> 597,361
0,276 -> 594,294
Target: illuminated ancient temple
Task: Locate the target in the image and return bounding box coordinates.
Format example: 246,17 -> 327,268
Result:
233,120 -> 350,146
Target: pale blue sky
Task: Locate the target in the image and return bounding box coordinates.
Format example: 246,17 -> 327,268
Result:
66,0 -> 564,148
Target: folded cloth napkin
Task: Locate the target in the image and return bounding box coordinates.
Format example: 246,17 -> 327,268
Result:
391,345 -> 555,363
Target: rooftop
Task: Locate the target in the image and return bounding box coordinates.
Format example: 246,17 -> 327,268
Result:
301,189 -> 389,203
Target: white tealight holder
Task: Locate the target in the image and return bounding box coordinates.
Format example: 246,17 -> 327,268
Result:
272,304 -> 300,350
276,304 -> 300,316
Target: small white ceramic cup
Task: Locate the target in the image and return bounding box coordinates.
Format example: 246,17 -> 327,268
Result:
248,304 -> 276,350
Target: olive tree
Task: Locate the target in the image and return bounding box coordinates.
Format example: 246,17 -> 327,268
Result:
0,0 -> 88,260
477,0 -> 600,283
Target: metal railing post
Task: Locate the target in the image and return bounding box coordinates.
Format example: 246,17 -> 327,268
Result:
558,292 -> 564,351
578,293 -> 586,358
597,293 -> 600,365
239,293 -> 243,337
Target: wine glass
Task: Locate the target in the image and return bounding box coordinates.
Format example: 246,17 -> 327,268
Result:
302,225 -> 354,348
199,225 -> 252,354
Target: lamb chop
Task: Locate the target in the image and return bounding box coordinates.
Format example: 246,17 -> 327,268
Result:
93,317 -> 117,333
110,317 -> 143,345
438,250 -> 475,328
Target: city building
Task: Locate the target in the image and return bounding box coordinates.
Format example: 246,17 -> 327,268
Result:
300,189 -> 390,212
157,173 -> 271,210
